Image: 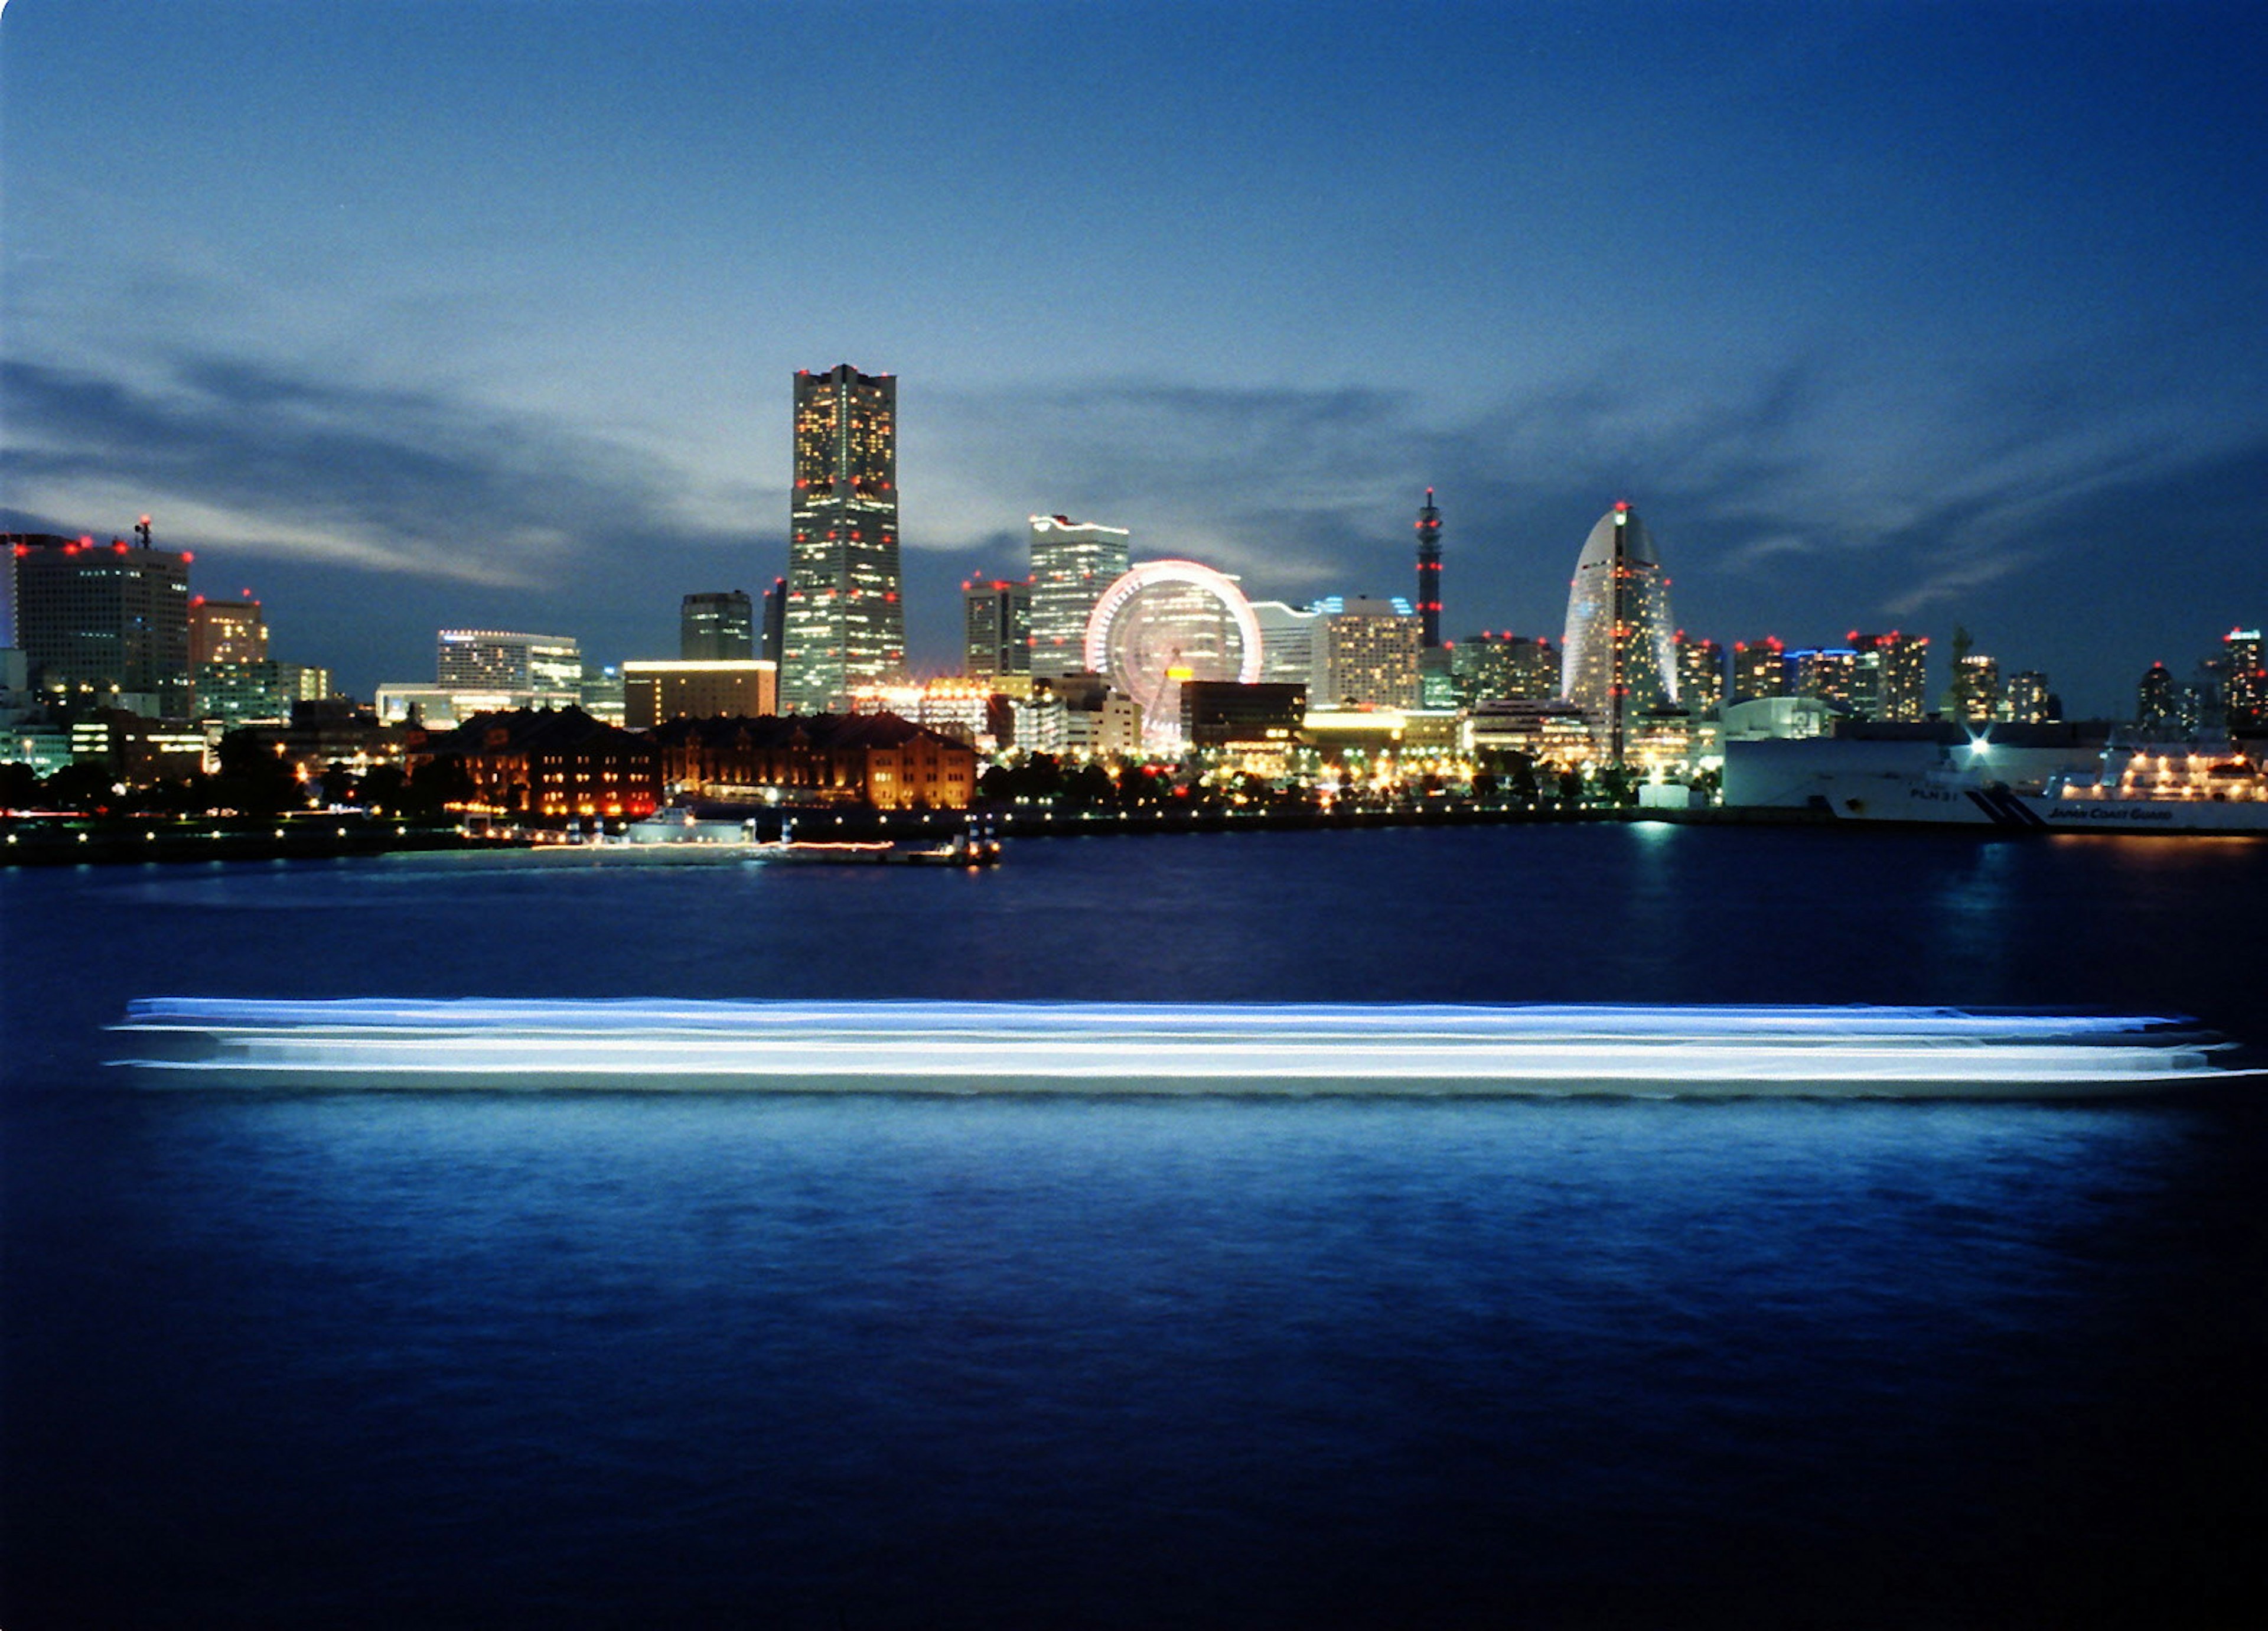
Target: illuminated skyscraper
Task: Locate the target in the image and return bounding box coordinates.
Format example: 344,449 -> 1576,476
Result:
782,365 -> 901,713
1413,489 -> 1443,649
680,591 -> 754,661
8,526 -> 193,716
1028,514 -> 1130,679
1317,597 -> 1422,709
1560,502 -> 1676,763
2224,627 -> 2264,731
962,578 -> 1032,679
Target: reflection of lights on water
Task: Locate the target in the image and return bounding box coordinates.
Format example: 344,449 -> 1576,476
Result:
107,1000 -> 2261,1097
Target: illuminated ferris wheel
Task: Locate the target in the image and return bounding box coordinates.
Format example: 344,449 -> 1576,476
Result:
1083,559 -> 1263,751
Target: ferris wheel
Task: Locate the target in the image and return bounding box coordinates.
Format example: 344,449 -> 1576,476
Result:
1083,559 -> 1263,750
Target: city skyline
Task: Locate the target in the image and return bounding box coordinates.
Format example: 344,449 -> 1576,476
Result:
5,1 -> 2266,716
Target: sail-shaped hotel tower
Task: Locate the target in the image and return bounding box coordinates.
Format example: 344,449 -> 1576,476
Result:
1561,502 -> 1677,764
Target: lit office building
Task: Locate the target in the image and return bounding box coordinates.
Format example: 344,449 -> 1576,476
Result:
1732,637 -> 1787,701
1849,631 -> 1929,721
1316,596 -> 1422,709
849,679 -> 1001,750
1453,633 -> 1558,706
621,660 -> 778,729
1250,600 -> 1324,690
1028,514 -> 1130,680
1013,682 -> 1143,760
436,630 -> 583,697
782,364 -> 902,712
962,578 -> 1033,679
579,663 -> 627,726
680,591 -> 755,661
1469,699 -> 1598,769
189,595 -> 267,667
8,526 -> 193,717
1676,633 -> 1726,712
1180,680 -> 1306,751
194,660 -> 331,726
1561,503 -> 1676,763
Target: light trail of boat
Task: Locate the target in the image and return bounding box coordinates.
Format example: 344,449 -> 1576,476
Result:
106,1000 -> 2262,1098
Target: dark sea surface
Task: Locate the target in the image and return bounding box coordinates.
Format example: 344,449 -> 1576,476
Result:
5,822 -> 2267,1627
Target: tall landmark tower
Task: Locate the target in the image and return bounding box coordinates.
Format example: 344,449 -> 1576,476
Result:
1561,501 -> 1676,766
1413,488 -> 1443,649
782,364 -> 901,714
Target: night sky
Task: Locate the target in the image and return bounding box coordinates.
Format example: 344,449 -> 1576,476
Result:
5,0 -> 2264,716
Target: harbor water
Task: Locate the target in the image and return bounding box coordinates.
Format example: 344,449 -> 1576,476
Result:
5,822 -> 2266,1626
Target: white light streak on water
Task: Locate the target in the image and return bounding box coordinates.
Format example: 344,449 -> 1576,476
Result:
106,1000 -> 2261,1096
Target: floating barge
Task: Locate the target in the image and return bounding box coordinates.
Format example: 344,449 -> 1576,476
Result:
107,1000 -> 2261,1098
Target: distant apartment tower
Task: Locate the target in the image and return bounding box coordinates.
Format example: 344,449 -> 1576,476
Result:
2225,628 -> 2264,731
189,595 -> 267,667
681,591 -> 754,660
1849,631 -> 1928,721
1732,637 -> 1787,701
1316,596 -> 1422,709
782,364 -> 902,713
1954,653 -> 2001,723
1453,632 -> 1558,706
1413,489 -> 1443,649
1028,514 -> 1130,679
1674,633 -> 1726,712
1562,503 -> 1676,763
2002,670 -> 2052,725
962,578 -> 1032,679
7,528 -> 193,716
436,630 -> 582,695
2136,662 -> 2179,732
1790,648 -> 1859,714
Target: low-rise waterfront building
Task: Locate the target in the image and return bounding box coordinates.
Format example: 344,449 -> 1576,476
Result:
408,707 -> 660,822
1469,699 -> 1596,768
649,712 -> 975,810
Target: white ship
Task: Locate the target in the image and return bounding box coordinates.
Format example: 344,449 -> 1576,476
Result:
2012,747 -> 2268,834
108,998 -> 2262,1098
1806,747 -> 2268,834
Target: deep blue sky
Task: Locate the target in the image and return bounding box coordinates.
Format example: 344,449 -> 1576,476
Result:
5,0 -> 2264,714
